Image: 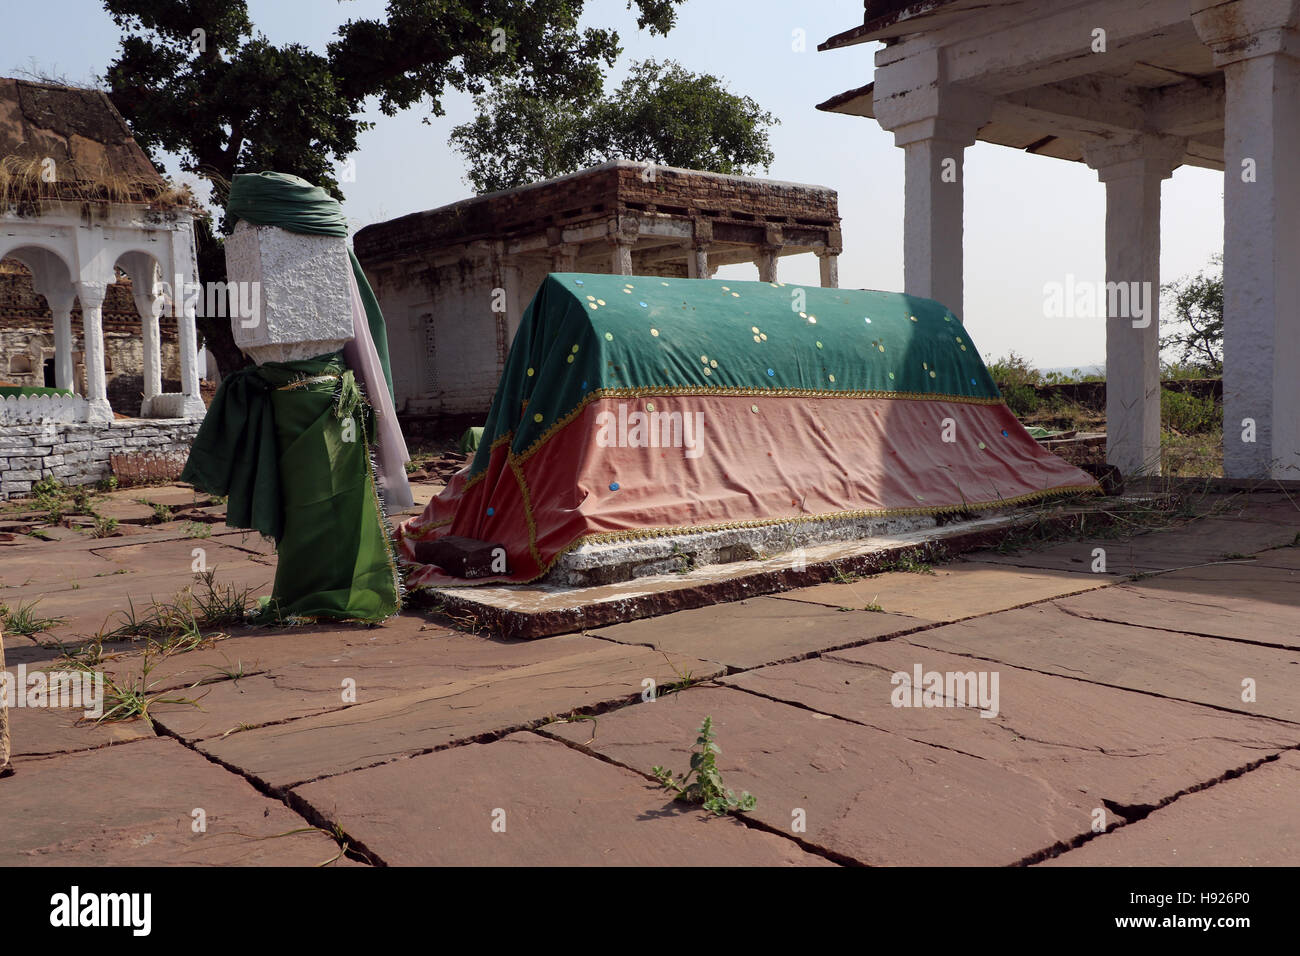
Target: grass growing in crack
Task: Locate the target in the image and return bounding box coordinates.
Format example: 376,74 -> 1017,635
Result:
0,598 -> 68,637
652,715 -> 756,816
68,646 -> 202,726
184,521 -> 212,539
89,515 -> 119,538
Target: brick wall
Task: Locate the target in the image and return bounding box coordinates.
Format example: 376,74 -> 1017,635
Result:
0,419 -> 200,499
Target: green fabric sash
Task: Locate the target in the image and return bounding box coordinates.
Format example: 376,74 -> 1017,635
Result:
226,171 -> 395,403
181,353 -> 399,622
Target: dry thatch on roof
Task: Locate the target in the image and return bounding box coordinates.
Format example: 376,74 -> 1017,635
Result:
0,77 -> 194,210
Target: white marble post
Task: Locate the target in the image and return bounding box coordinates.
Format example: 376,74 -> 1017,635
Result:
1194,0 -> 1300,478
132,282 -> 164,410
873,51 -> 989,317
1083,134 -> 1185,478
45,287 -> 76,392
74,280 -> 112,422
177,295 -> 206,418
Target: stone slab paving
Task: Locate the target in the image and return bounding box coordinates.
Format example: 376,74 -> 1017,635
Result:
905,604 -> 1300,723
196,643 -> 723,790
1043,751 -> 1300,866
771,561 -> 1109,620
587,597 -> 924,669
721,642 -> 1300,812
1056,563 -> 1300,649
542,684 -> 1104,865
1251,545 -> 1300,570
1,738 -> 353,866
292,731 -> 830,866
976,516 -> 1298,575
146,626 -> 623,742
4,701 -> 150,758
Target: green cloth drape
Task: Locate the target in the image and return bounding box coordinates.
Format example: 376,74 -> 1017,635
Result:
226,171 -> 395,403
183,169 -> 403,622
181,353 -> 399,622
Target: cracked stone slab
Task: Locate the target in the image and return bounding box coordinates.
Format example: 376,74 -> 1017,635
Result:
586,597 -> 924,669
906,604 -> 1300,723
771,561 -> 1109,620
1042,751 -> 1300,866
196,644 -> 722,790
541,684 -> 1105,866
0,738 -> 354,866
975,517 -> 1299,575
99,614 -> 562,691
292,731 -> 830,866
3,699 -> 149,760
1056,563 -> 1300,649
722,643 -> 1300,812
147,627 -> 615,741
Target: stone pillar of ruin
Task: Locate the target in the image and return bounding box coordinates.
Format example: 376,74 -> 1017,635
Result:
1194,0 -> 1300,478
873,50 -> 989,318
610,237 -> 635,276
816,248 -> 840,289
1083,133 -> 1185,479
74,280 -> 112,422
755,246 -> 779,283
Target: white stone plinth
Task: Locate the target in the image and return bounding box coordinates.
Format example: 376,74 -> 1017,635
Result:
225,221 -> 354,364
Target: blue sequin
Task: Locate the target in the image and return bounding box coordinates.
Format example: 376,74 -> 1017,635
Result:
486,507 -> 495,516
767,368 -> 775,377
639,302 -> 648,308
1001,429 -> 1008,436
609,481 -> 620,491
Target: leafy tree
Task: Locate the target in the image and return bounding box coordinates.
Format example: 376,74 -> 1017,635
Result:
450,58 -> 779,194
100,0 -> 685,373
1161,255 -> 1223,373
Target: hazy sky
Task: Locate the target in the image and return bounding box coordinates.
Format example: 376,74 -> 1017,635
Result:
4,0 -> 1225,368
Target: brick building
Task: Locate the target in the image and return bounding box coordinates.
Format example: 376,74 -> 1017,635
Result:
354,160 -> 842,419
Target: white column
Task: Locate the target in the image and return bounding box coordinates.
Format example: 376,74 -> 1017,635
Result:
755,246 -> 779,283
177,293 -> 205,418
1195,0 -> 1300,478
896,124 -> 977,315
817,249 -> 840,289
1083,134 -> 1185,478
45,287 -> 76,391
132,283 -> 163,410
873,51 -> 989,318
74,281 -> 112,423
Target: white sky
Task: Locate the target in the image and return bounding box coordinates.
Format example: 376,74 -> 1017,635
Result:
4,0 -> 1225,369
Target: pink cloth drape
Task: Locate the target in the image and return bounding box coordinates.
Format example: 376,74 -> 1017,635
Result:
343,268 -> 414,511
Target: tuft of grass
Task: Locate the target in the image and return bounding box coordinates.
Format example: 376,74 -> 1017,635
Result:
0,598 -> 68,637
90,515 -> 119,538
652,716 -> 756,816
69,647 -> 201,726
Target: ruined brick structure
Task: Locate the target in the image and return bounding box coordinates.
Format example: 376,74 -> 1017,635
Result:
354,160 -> 842,419
0,260 -> 181,416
